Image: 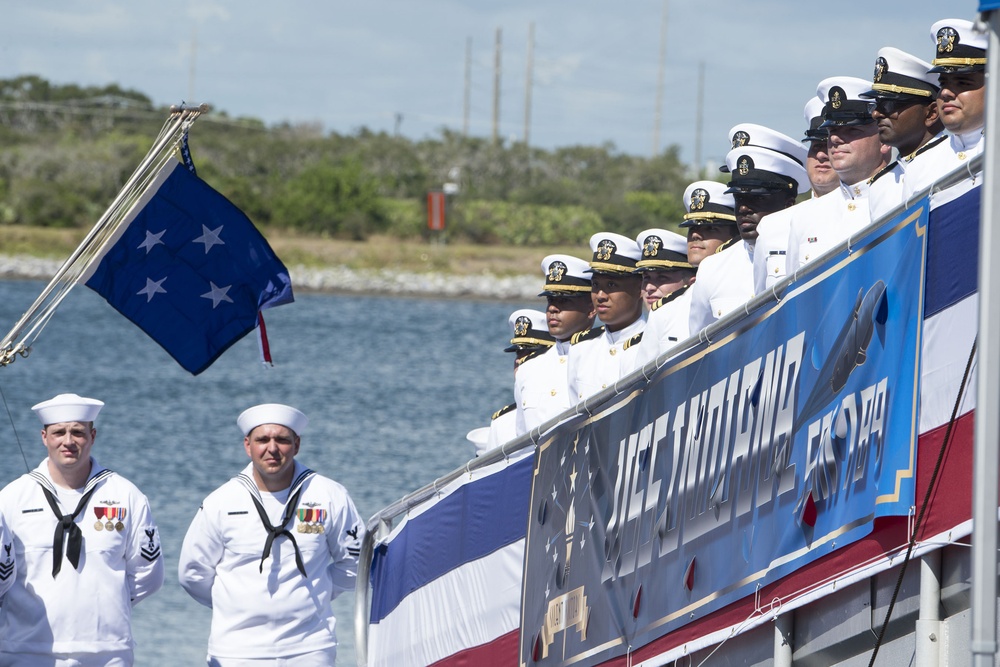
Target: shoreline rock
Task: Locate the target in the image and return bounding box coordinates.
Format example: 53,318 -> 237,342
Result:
0,255 -> 540,301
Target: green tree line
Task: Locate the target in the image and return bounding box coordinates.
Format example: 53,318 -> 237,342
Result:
0,75 -> 702,245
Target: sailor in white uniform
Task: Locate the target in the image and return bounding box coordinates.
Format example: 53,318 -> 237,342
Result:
0,393 -> 164,667
689,139 -> 807,334
178,404 -> 363,666
485,309 -> 554,450
631,229 -> 696,371
864,47 -> 946,221
753,101 -> 839,293
784,77 -> 891,276
680,180 -> 740,269
515,256 -> 595,436
870,19 -> 988,212
567,232 -> 646,402
802,95 -> 839,198
921,18 -> 988,208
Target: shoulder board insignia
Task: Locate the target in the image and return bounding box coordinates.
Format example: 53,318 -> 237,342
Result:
906,133 -> 948,163
650,283 -> 691,311
515,348 -> 547,367
622,332 -> 643,350
492,403 -> 516,420
867,160 -> 898,185
715,237 -> 740,254
571,326 -> 605,345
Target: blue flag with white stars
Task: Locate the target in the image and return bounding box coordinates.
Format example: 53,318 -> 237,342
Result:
82,159 -> 293,374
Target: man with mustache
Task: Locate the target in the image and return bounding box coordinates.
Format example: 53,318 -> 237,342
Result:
865,47 -> 945,220
179,403 -> 363,667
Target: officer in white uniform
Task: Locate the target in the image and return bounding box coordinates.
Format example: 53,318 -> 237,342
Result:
178,404 -> 363,666
689,139 -> 807,334
631,229 -> 696,371
928,18 -> 988,174
0,393 -> 164,667
679,180 -> 739,269
783,77 -> 892,276
802,95 -> 838,197
864,48 -> 945,221
486,309 -> 554,450
567,232 -> 646,402
515,256 -> 595,437
871,19 -> 987,211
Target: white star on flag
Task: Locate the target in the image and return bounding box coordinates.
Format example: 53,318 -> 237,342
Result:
193,224 -> 225,253
137,277 -> 167,302
137,229 -> 165,254
201,282 -> 234,308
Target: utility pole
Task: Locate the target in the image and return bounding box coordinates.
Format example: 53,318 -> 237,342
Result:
188,27 -> 198,103
492,27 -> 502,144
523,22 -> 534,146
652,0 -> 668,156
463,37 -> 472,137
694,61 -> 705,177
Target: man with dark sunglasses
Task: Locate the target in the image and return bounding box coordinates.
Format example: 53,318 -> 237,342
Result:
864,47 -> 945,220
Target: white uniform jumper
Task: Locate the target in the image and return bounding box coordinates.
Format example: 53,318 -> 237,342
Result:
567,317 -> 646,402
0,458 -> 163,662
178,461 -> 362,661
514,340 -> 573,436
631,285 -> 693,371
869,130 -> 982,217
785,179 -> 873,275
687,240 -> 755,334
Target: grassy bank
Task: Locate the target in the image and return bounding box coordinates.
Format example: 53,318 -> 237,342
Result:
0,226 -> 589,278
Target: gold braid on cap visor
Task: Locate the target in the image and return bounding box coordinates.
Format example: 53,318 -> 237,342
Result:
871,83 -> 934,97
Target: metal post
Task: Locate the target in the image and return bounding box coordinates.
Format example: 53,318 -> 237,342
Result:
774,613 -> 793,667
355,517 -> 392,667
972,11 -> 1000,667
916,551 -> 942,667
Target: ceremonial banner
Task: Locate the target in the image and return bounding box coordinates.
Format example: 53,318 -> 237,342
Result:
368,454 -> 532,667
82,159 -> 293,374
519,200 -> 929,666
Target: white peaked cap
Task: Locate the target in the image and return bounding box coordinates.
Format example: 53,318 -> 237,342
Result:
508,309 -> 549,333
803,96 -> 825,125
466,427 -> 490,448
238,403 -> 308,436
816,76 -> 873,103
635,229 -> 688,256
32,393 -> 104,425
727,123 -> 807,166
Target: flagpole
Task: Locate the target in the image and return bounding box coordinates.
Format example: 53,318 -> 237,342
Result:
971,9 -> 1000,666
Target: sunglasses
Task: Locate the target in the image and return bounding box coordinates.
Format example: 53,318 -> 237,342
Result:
873,97 -> 925,116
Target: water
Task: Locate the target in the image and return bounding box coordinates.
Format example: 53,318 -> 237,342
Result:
0,279 -> 532,665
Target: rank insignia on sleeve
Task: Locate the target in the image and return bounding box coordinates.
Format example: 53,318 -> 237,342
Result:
140,528 -> 161,562
0,543 -> 12,581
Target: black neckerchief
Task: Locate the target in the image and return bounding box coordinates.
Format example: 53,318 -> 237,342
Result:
236,468 -> 315,577
31,468 -> 113,577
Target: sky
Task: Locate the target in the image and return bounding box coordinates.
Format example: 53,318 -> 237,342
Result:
1,1 -> 979,170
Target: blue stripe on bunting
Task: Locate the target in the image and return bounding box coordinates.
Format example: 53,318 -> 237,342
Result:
924,186 -> 980,318
368,454 -> 533,623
